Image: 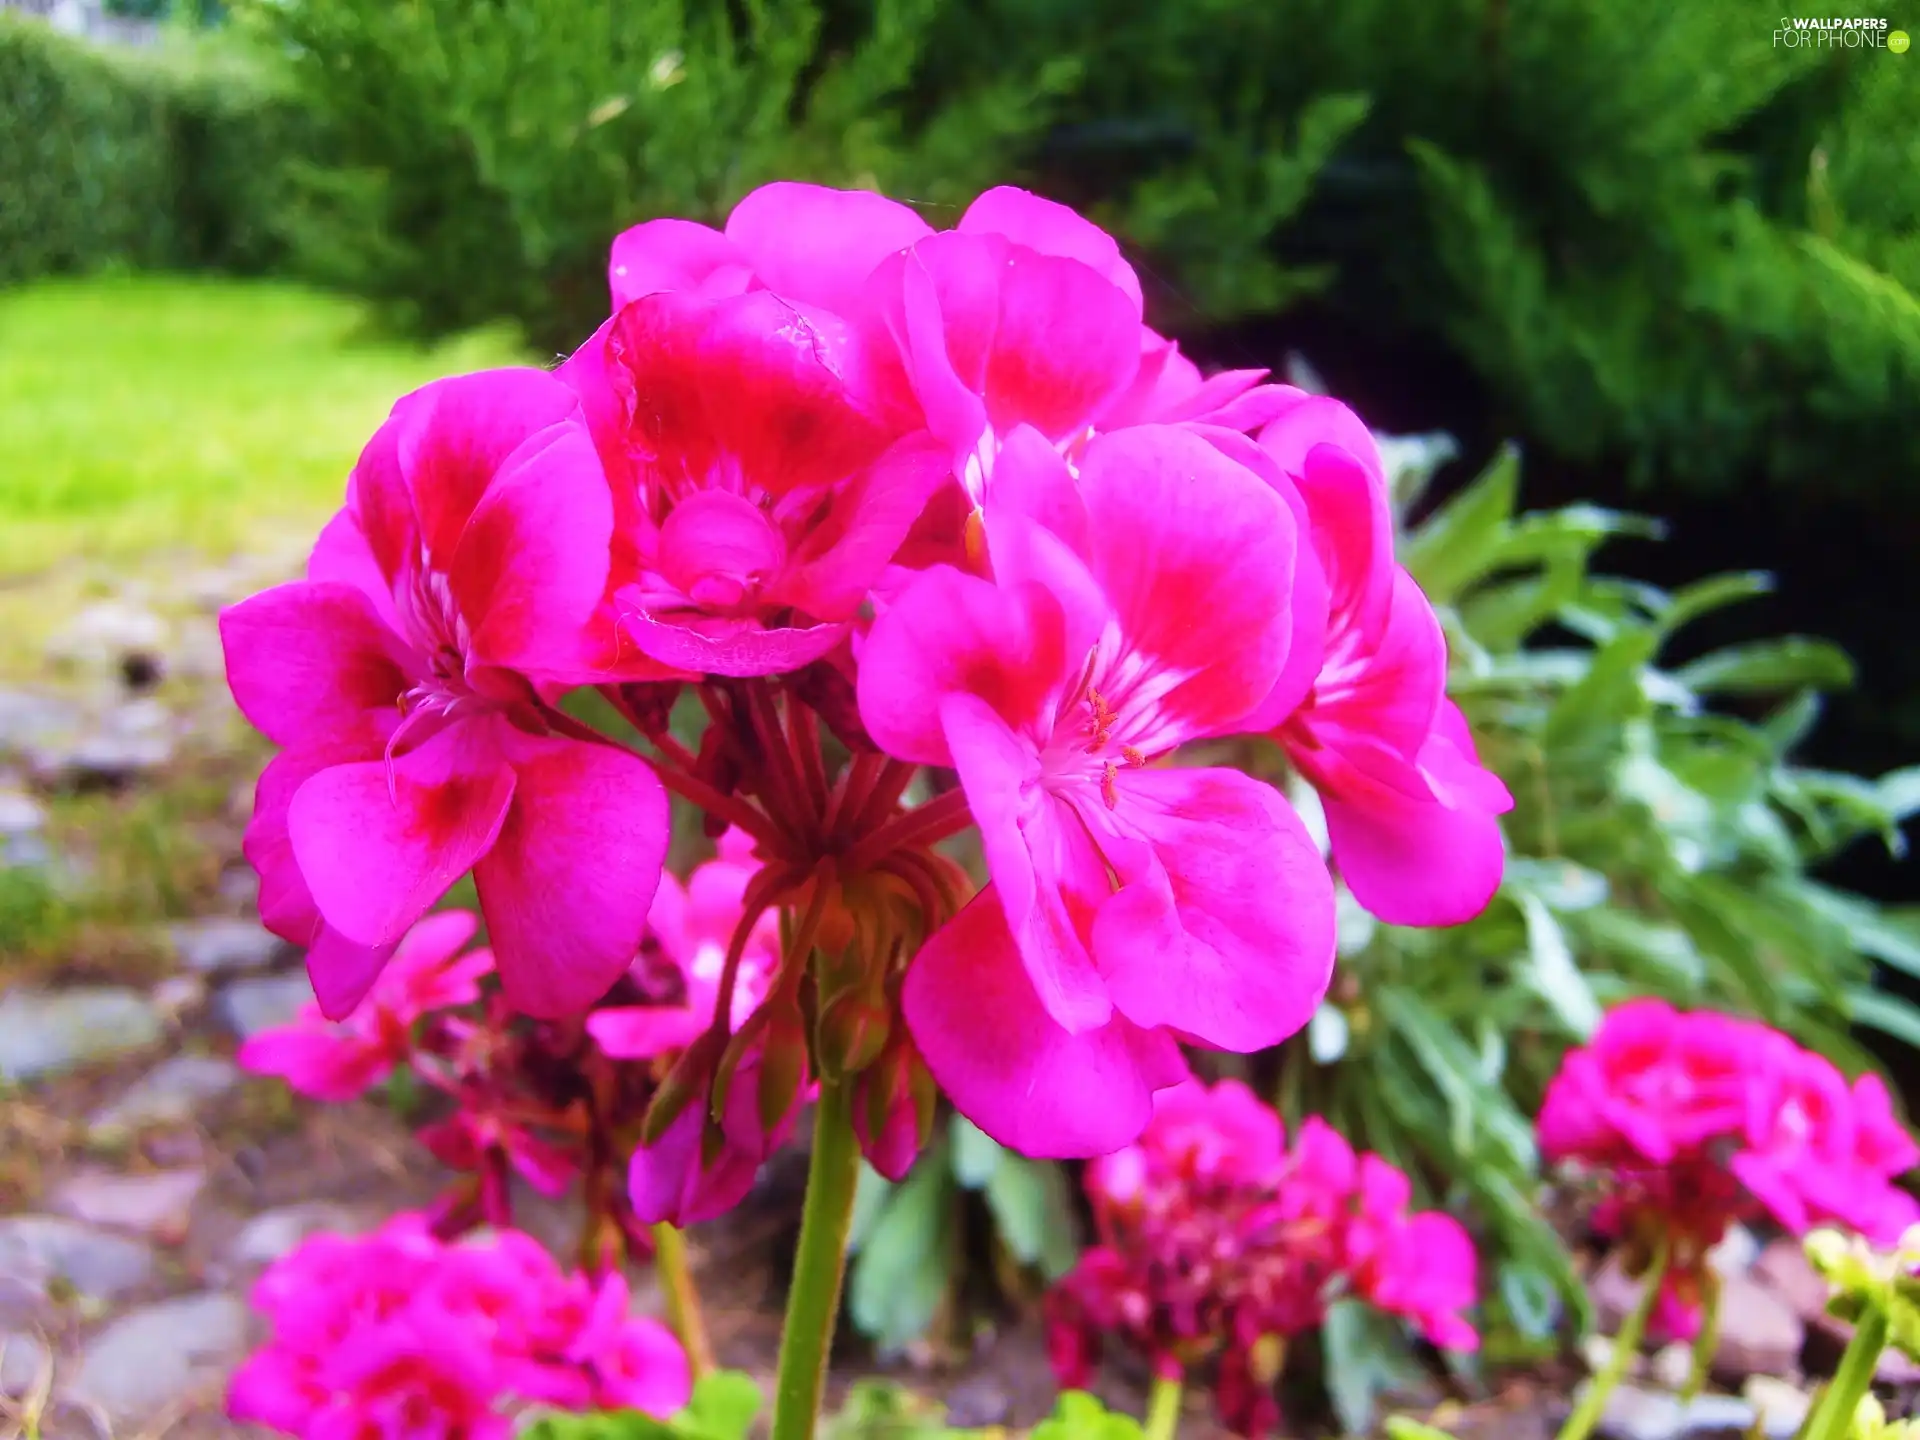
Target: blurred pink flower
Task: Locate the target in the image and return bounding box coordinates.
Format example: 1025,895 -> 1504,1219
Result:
238,910 -> 491,1102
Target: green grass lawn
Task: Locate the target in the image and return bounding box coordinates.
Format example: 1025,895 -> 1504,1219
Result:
0,275 -> 528,575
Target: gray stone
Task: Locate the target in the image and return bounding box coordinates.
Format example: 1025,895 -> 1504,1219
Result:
228,1202 -> 363,1266
1755,1239 -> 1920,1383
214,973 -> 312,1038
45,602 -> 168,671
1712,1271 -> 1803,1377
0,788 -> 44,837
1596,1384 -> 1757,1440
0,1330 -> 49,1397
0,689 -> 81,756
89,1055 -> 241,1140
216,864 -> 260,908
53,1168 -> 206,1243
148,975 -> 207,1023
67,1292 -> 250,1422
0,988 -> 163,1082
32,698 -> 174,785
944,1375 -> 1012,1428
1741,1377 -> 1811,1438
0,1217 -> 154,1302
167,917 -> 282,975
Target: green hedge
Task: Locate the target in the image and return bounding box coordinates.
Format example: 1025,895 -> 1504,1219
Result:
0,14 -> 299,286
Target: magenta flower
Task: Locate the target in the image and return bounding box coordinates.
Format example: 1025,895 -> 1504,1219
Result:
228,1215 -> 690,1439
860,425 -> 1335,1157
1048,1081 -> 1478,1439
588,827 -> 778,1062
238,909 -> 491,1102
1244,392 -> 1513,927
559,287 -> 948,679
1540,1000 -> 1919,1333
222,369 -> 670,1018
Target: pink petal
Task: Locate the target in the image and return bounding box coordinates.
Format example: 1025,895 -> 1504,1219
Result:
903,889 -> 1189,1159
619,606 -> 850,679
1095,766 -> 1335,1051
1301,567 -> 1449,762
857,565 -> 1069,765
1264,405 -> 1395,648
221,582 -> 414,747
308,507 -> 401,631
238,1024 -> 389,1102
610,290 -> 888,499
724,182 -> 932,312
392,369 -> 583,565
345,409 -> 417,589
1076,425 -> 1299,734
587,1005 -> 706,1060
451,424 -> 614,678
957,186 -> 1144,315
288,718 -> 518,949
941,692 -> 1111,1033
627,1101 -> 760,1227
475,732 -> 668,1016
387,908 -> 481,975
777,433 -> 953,620
305,926 -> 398,1022
982,424 -> 1089,554
1322,772 -> 1507,927
608,218 -> 752,308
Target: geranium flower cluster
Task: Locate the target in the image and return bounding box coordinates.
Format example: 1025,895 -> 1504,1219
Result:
239,831 -> 784,1247
227,1214 -> 691,1440
221,179 -> 1513,1206
1539,999 -> 1920,1336
1045,1080 -> 1479,1438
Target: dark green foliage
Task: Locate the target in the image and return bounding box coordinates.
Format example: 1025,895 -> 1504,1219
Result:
234,0 -> 1076,352
524,1370 -> 762,1440
0,14 -> 178,283
1266,444 -> 1920,1340
0,16 -> 301,284
926,0 -> 1920,498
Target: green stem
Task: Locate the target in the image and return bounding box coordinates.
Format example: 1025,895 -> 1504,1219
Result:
1558,1240 -> 1669,1440
1144,1372 -> 1183,1440
1803,1304 -> 1889,1440
770,1079 -> 863,1440
651,1222 -> 714,1380
1679,1268 -> 1721,1404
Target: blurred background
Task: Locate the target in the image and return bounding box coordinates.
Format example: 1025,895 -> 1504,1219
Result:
1,0 -> 1918,1432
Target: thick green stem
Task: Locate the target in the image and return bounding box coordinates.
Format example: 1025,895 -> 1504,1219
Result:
1678,1268 -> 1721,1404
1144,1373 -> 1184,1440
770,1080 -> 863,1440
1558,1241 -> 1669,1440
651,1222 -> 713,1380
1803,1304 -> 1889,1440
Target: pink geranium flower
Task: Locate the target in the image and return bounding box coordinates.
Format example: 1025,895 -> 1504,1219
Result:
222,369 -> 670,1019
228,1215 -> 690,1439
1048,1081 -> 1478,1439
860,426 -> 1335,1157
1540,1000 -> 1919,1334
238,909 -> 491,1101
1246,392 -> 1513,926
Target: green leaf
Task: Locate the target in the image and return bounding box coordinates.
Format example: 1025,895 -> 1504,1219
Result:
1322,1298 -> 1424,1437
1402,444 -> 1519,603
1879,766 -> 1920,823
846,1161 -> 894,1253
1031,1392 -> 1145,1440
984,1154 -> 1080,1280
1385,1420 -> 1464,1440
1570,907 -> 1705,989
672,1371 -> 763,1440
1656,570 -> 1774,635
1849,986 -> 1920,1053
847,1147 -> 955,1348
1542,626 -> 1658,753
1760,691 -> 1824,754
1675,638 -> 1855,695
523,1412 -> 679,1440
1504,857 -> 1609,911
949,1114 -> 1003,1190
1497,1261 -> 1564,1343
1517,892 -> 1599,1038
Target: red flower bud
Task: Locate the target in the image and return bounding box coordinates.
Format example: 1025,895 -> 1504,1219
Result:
755,999 -> 810,1135
639,1029 -> 724,1147
814,983 -> 892,1081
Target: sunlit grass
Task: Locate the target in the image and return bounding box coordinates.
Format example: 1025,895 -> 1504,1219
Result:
0,275 -> 529,575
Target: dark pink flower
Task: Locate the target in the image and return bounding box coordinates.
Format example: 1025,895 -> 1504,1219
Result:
239,909 -> 490,1102
862,425 -> 1334,1157
559,290 -> 948,679
222,370 -> 669,1019
1247,393 -> 1512,926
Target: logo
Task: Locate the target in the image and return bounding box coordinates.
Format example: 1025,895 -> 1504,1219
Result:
1774,16 -> 1900,46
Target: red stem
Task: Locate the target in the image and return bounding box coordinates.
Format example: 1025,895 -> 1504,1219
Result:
845,787 -> 974,873
652,760 -> 785,850
825,751 -> 886,838
850,759 -> 920,838
745,683 -> 809,838
790,698 -> 829,819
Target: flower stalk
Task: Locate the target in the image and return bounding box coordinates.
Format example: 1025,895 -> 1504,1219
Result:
770,1078 -> 864,1440
1679,1267 -> 1720,1404
1558,1238 -> 1669,1440
651,1222 -> 714,1380
1144,1372 -> 1184,1440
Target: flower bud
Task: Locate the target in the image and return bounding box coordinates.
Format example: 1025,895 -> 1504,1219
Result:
787,660 -> 873,753
613,681 -> 683,738
755,999 -> 810,1136
639,1029 -> 724,1147
815,983 -> 892,1081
